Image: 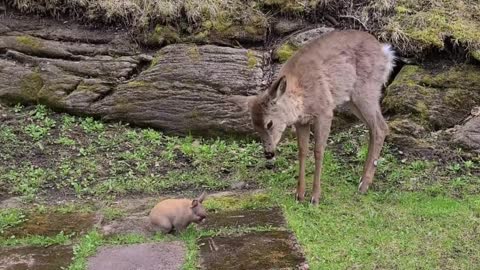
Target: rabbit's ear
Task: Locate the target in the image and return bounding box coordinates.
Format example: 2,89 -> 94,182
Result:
197,192 -> 206,203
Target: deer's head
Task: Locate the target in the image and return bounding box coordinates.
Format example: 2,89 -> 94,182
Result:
230,76 -> 291,163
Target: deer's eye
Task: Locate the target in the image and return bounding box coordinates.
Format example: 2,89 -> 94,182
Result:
266,120 -> 273,130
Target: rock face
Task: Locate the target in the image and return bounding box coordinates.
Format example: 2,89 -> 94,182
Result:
383,64 -> 480,131
0,15 -> 269,135
382,64 -> 480,153
1,13 -> 480,153
453,108 -> 480,153
93,44 -> 268,135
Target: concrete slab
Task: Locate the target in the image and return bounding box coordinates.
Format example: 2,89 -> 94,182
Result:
87,242 -> 186,270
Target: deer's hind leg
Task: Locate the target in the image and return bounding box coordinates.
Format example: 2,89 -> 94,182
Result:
351,83 -> 389,193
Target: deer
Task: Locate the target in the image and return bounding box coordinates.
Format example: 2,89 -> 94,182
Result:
230,30 -> 395,205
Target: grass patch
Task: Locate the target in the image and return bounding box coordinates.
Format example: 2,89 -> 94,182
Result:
279,187 -> 480,269
204,193 -> 273,211
0,232 -> 72,248
0,208 -> 26,234
1,105 -> 479,269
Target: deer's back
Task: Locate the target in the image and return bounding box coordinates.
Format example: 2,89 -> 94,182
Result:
281,30 -> 389,108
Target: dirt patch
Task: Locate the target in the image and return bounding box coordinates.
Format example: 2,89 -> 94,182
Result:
199,230 -> 308,270
4,211 -> 100,238
101,216 -> 153,237
0,245 -> 73,270
200,207 -> 285,230
87,242 -> 185,270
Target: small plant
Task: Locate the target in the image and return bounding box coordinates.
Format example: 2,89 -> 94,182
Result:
24,124 -> 49,140
0,209 -> 26,234
13,103 -> 24,113
0,127 -> 17,143
30,104 -> 48,120
102,207 -> 126,221
56,136 -> 76,146
142,128 -> 162,145
81,117 -> 104,133
62,115 -> 77,130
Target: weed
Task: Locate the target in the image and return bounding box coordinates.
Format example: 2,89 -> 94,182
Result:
80,117 -> 104,133
0,209 -> 26,234
101,207 -> 126,221
56,136 -> 76,146
0,232 -> 71,247
0,127 -> 16,143
24,124 -> 49,140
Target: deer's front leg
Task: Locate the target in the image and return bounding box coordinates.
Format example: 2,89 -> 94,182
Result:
311,113 -> 333,205
295,123 -> 310,202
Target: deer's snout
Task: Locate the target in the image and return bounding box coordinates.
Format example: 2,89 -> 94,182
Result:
264,151 -> 275,160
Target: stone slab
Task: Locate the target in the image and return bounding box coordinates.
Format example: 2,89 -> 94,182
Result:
200,207 -> 286,229
198,230 -> 308,270
0,245 -> 73,270
87,242 -> 186,270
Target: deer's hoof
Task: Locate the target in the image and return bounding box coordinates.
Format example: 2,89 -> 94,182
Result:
295,193 -> 305,203
310,197 -> 319,206
358,181 -> 369,194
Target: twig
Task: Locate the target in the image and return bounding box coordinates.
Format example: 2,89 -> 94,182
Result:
339,15 -> 369,31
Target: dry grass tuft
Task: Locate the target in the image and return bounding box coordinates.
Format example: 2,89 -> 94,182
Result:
8,0 -> 480,57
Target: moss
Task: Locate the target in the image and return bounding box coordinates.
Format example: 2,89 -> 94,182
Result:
394,5 -> 411,14
187,45 -> 201,62
387,0 -> 480,53
16,35 -> 42,50
20,72 -> 44,101
443,88 -> 478,109
415,101 -> 429,122
204,9 -> 266,42
148,25 -> 180,46
419,65 -> 480,90
246,50 -> 257,69
260,0 -> 313,13
149,51 -> 165,69
275,42 -> 298,63
127,81 -> 149,88
472,50 -> 480,61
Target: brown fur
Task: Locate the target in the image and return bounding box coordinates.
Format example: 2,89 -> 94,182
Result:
230,30 -> 395,204
149,192 -> 207,233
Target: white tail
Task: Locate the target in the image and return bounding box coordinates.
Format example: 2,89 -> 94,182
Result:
381,44 -> 396,84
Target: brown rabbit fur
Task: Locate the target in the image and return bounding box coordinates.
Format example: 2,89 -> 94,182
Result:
149,192 -> 207,234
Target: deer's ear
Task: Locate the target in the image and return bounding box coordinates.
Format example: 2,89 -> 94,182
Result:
227,95 -> 254,113
267,76 -> 287,104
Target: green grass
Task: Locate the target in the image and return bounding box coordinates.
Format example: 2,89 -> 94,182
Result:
0,208 -> 26,234
1,104 -> 479,269
0,231 -> 72,248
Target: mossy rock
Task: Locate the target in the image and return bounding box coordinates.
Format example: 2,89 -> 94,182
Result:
272,27 -> 334,63
260,0 -> 318,14
274,42 -> 299,63
15,35 -> 43,51
20,72 -> 44,102
471,50 -> 480,62
202,12 -> 268,44
385,0 -> 480,55
145,25 -> 181,46
382,64 -> 480,131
